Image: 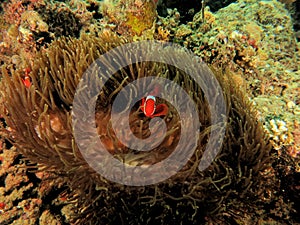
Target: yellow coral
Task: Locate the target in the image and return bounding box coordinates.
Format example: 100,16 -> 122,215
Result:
244,22 -> 263,42
156,26 -> 170,41
101,0 -> 157,38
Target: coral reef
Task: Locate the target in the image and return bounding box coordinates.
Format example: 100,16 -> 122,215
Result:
0,0 -> 47,68
0,0 -> 299,224
0,0 -> 99,67
0,30 -> 275,224
0,133 -> 75,224
177,0 -> 298,80
157,0 -> 299,193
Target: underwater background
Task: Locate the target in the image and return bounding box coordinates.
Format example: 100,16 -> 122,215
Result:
0,0 -> 299,224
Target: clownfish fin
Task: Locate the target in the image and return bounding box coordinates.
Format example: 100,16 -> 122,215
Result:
153,103 -> 168,117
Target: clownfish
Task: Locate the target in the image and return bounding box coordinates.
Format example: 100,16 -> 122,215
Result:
22,68 -> 31,88
141,95 -> 157,117
22,75 -> 31,88
140,85 -> 168,118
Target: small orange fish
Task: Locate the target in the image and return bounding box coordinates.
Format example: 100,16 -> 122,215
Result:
141,95 -> 157,117
22,67 -> 31,88
140,85 -> 168,118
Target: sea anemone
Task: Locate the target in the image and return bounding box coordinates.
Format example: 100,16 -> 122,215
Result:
0,31 -> 273,224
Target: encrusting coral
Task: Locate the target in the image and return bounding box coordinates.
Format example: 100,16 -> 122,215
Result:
100,0 -> 157,39
0,29 -> 275,224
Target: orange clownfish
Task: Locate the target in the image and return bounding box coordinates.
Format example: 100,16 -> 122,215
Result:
141,95 -> 157,117
22,68 -> 31,88
140,90 -> 168,118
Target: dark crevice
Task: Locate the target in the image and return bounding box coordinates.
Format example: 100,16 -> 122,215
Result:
39,186 -> 70,225
0,175 -> 5,187
157,0 -> 202,23
157,0 -> 236,24
87,2 -> 102,20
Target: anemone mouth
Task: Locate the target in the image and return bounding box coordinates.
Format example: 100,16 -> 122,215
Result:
94,101 -> 182,166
